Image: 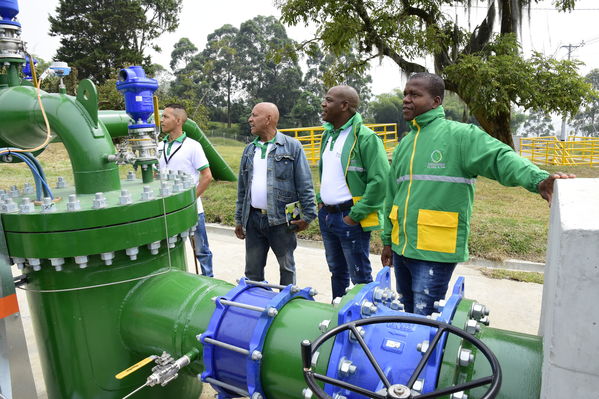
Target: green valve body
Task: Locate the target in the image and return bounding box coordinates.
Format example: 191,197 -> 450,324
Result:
2,174 -> 203,398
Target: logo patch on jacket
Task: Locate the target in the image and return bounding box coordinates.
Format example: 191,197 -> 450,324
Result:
427,150 -> 446,169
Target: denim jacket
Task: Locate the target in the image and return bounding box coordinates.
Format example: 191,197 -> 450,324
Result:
235,132 -> 317,228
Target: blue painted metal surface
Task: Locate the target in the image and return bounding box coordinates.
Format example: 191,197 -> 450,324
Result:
201,278 -> 315,399
0,0 -> 20,26
325,268 -> 464,397
115,66 -> 158,128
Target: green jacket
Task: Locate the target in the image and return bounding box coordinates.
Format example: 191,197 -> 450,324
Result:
318,112 -> 390,231
382,106 -> 549,262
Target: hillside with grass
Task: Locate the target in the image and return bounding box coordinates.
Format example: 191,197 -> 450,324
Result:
3,141 -> 598,263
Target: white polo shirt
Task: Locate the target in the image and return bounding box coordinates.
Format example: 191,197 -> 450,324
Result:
250,139 -> 275,210
320,126 -> 353,205
158,133 -> 209,213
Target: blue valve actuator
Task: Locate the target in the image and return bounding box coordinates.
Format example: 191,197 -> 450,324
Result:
0,0 -> 21,26
116,66 -> 158,129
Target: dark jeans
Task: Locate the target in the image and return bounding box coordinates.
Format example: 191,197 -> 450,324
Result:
194,213 -> 213,277
245,208 -> 297,285
319,207 -> 372,299
393,253 -> 457,316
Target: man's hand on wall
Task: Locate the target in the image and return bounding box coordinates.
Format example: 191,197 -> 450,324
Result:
538,172 -> 576,206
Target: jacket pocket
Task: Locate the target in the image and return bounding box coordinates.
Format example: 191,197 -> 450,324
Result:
389,205 -> 399,245
351,196 -> 379,229
416,209 -> 458,254
274,154 -> 294,180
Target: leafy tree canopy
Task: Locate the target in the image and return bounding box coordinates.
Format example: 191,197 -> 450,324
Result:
572,69 -> 599,136
276,0 -> 594,147
49,0 -> 182,83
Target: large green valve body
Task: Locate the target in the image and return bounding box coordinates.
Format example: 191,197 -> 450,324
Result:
3,175 -> 205,398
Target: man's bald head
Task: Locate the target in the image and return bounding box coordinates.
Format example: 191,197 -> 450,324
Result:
254,102 -> 280,125
248,102 -> 280,139
322,85 -> 360,129
329,85 -> 360,113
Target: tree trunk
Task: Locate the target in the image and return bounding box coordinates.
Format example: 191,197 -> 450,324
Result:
226,79 -> 232,129
471,107 -> 515,149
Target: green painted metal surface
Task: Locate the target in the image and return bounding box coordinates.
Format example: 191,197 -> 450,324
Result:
438,298 -> 543,399
2,178 -> 197,258
0,85 -> 120,194
97,110 -> 237,182
261,298 -> 340,399
120,270 -> 233,376
24,243 -> 203,399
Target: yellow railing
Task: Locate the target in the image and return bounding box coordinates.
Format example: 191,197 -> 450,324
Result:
280,123 -> 399,165
519,136 -> 599,166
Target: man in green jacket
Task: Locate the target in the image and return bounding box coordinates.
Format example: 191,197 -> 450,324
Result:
381,73 -> 574,315
319,85 -> 390,300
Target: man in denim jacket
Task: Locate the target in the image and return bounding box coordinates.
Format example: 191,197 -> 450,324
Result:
235,102 -> 317,285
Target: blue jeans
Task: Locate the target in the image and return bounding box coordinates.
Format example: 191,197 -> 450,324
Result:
319,207 -> 372,299
194,213 -> 213,277
245,208 -> 297,285
393,254 -> 457,316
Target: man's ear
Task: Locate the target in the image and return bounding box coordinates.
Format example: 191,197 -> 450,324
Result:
432,96 -> 442,109
341,100 -> 350,112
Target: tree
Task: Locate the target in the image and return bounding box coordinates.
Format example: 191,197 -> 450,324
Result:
521,110 -> 555,137
199,25 -> 242,128
235,16 -> 304,127
169,38 -> 197,71
277,0 -> 593,147
49,0 -> 182,83
572,69 -> 599,136
366,90 -> 406,133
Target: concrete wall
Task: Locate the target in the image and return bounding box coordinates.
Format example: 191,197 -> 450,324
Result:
539,178 -> 599,398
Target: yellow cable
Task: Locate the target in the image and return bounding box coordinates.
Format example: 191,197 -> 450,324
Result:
10,54 -> 53,153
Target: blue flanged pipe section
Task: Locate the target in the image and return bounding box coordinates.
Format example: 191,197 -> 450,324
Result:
325,268 -> 465,398
201,279 -> 316,399
0,0 -> 20,26
115,66 -> 158,128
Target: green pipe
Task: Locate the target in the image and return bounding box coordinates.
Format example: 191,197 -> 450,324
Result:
183,118 -> 237,182
0,86 -> 120,194
7,63 -> 20,87
98,110 -> 237,182
439,298 -> 543,398
120,270 -> 233,375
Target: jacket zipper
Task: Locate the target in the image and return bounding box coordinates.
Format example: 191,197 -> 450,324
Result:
401,120 -> 421,254
344,123 -> 358,177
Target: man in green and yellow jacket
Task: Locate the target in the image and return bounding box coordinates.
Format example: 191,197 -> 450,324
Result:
381,73 -> 575,315
318,85 -> 390,300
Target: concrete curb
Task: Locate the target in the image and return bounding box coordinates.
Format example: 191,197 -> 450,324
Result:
205,223 -> 546,273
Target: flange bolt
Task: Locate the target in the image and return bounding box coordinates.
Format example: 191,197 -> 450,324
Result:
458,348 -> 474,367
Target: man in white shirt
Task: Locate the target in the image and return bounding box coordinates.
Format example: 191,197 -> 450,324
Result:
159,104 -> 213,276
234,102 -> 317,285
318,86 -> 389,299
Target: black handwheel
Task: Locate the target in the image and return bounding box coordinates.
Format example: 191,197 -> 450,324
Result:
301,315 -> 502,399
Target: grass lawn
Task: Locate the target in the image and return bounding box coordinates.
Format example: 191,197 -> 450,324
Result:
3,141 -> 598,263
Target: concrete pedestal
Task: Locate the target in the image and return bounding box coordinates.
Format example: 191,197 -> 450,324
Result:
540,178 -> 599,398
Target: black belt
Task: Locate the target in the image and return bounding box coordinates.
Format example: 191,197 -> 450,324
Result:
323,199 -> 353,213
251,206 -> 267,214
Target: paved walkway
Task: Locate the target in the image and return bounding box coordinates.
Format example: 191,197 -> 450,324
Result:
16,225 -> 544,398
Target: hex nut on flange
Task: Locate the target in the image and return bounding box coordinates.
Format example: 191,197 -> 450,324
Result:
451,391 -> 468,399
465,319 -> 481,335
458,348 -> 474,367
318,319 -> 331,333
338,358 -> 357,377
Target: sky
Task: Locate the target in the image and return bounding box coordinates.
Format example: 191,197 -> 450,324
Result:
16,0 -> 599,96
